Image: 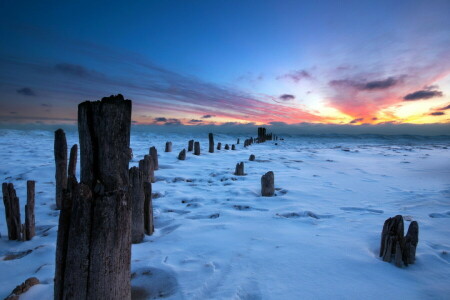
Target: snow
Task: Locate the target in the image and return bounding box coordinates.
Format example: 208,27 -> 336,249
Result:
0,128 -> 449,299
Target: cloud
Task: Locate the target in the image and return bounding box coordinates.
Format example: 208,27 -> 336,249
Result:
41,103 -> 52,107
277,70 -> 311,83
202,114 -> 215,119
153,117 -> 167,123
404,88 -> 443,101
429,111 -> 445,116
438,104 -> 450,110
329,77 -> 399,91
350,118 -> 364,124
54,63 -> 103,78
279,94 -> 295,101
152,117 -> 181,125
16,87 -> 36,96
188,119 -> 203,124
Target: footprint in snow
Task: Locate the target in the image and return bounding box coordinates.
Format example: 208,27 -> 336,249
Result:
429,211 -> 450,218
340,207 -> 383,214
131,267 -> 179,300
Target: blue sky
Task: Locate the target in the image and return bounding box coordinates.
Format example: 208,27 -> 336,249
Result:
1,0 -> 449,126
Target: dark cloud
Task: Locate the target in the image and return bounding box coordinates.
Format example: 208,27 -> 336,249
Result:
350,118 -> 364,124
154,117 -> 167,122
404,89 -> 443,101
16,87 -> 36,96
202,114 -> 215,119
429,111 -> 445,116
54,63 -> 103,78
277,70 -> 311,83
189,119 -> 203,124
164,118 -> 182,125
279,94 -> 295,101
41,103 -> 52,107
438,104 -> 450,110
329,77 -> 399,91
10,111 -> 17,114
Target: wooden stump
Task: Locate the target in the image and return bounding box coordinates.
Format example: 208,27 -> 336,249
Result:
55,94 -> 132,300
188,140 -> 194,152
194,141 -> 201,155
209,133 -> 214,153
68,144 -> 78,178
143,182 -> 154,235
249,154 -> 255,161
2,183 -> 21,240
149,146 -> 159,170
139,155 -> 155,183
178,149 -> 186,160
224,144 -> 229,150
24,180 -> 35,241
261,171 -> 274,196
217,142 -> 222,150
379,215 -> 419,267
234,162 -> 245,176
165,141 -> 172,152
54,129 -> 67,210
231,144 -> 235,150
237,138 -> 240,144
130,167 -> 144,244
403,221 -> 419,266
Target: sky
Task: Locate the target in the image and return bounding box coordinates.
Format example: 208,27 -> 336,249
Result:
0,0 -> 449,130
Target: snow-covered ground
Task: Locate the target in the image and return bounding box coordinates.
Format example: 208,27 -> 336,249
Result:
1,129 -> 449,299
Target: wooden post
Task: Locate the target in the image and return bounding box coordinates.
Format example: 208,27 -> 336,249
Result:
54,129 -> 67,210
217,142 -> 222,150
165,142 -> 172,152
143,182 -> 154,235
178,149 -> 186,160
130,167 -> 144,244
261,171 -> 274,196
194,141 -> 201,155
379,215 -> 404,267
139,155 -> 155,183
225,144 -> 229,150
68,144 -> 78,178
403,221 -> 419,265
249,154 -> 255,161
188,140 -> 194,152
208,133 -> 214,153
231,144 -> 236,150
55,94 -> 132,300
234,162 -> 244,176
149,146 -> 159,170
2,183 -> 21,240
24,180 -> 35,241
237,138 -> 240,144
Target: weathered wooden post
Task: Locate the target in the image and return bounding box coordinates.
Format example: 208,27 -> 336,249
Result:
194,141 -> 201,155
261,171 -> 274,196
209,133 -> 214,153
149,146 -> 159,170
68,144 -> 78,178
130,167 -> 144,244
139,155 -> 155,183
54,94 -> 132,300
217,142 -> 222,150
165,142 -> 172,152
231,144 -> 236,150
144,182 -> 154,235
178,149 -> 186,160
188,140 -> 194,152
403,221 -> 419,265
234,162 -> 245,176
225,144 -> 229,150
24,180 -> 35,241
249,154 -> 255,161
54,129 -> 67,210
2,183 -> 21,240
237,138 -> 240,144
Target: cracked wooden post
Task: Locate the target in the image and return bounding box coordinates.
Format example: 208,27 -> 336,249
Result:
217,142 -> 222,150
209,133 -> 214,153
178,149 -> 186,160
144,182 -> 154,235
68,144 -> 78,178
194,141 -> 201,155
54,129 -> 67,210
231,144 -> 236,150
24,180 -> 35,241
165,141 -> 172,152
130,167 -> 144,244
54,94 -> 132,300
261,171 -> 274,196
188,140 -> 194,152
234,162 -> 245,176
2,183 -> 21,240
403,221 -> 419,265
224,144 -> 229,150
139,155 -> 155,184
149,146 -> 159,170
249,154 -> 255,161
